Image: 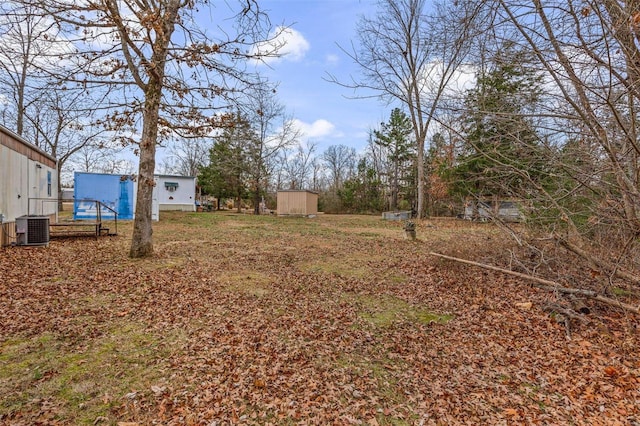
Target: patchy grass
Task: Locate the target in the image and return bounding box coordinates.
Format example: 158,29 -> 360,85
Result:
223,270 -> 272,297
298,252 -> 407,282
333,353 -> 415,425
353,294 -> 453,327
0,323 -> 183,424
611,286 -> 636,297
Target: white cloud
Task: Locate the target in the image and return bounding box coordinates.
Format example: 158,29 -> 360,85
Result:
292,118 -> 336,139
252,26 -> 310,65
419,60 -> 477,99
325,54 -> 339,66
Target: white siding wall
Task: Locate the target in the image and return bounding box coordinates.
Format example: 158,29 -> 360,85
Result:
154,175 -> 196,211
0,144 -> 57,222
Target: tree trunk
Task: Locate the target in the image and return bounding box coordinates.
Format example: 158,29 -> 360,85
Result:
57,163 -> 63,212
253,183 -> 261,215
129,83 -> 160,258
416,140 -> 426,218
126,0 -> 179,257
391,161 -> 399,210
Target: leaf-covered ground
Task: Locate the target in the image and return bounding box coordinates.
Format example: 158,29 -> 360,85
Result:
0,212 -> 638,425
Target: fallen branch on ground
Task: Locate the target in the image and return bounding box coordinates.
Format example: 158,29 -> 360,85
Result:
543,302 -> 588,339
556,238 -> 640,287
543,302 -> 588,323
429,252 -> 639,314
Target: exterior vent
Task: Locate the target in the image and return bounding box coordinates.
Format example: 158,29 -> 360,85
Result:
16,215 -> 50,246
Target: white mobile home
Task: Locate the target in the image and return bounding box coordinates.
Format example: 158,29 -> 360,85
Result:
0,124 -> 58,245
463,198 -> 523,222
154,175 -> 196,212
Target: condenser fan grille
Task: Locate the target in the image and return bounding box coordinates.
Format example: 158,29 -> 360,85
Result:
16,216 -> 50,246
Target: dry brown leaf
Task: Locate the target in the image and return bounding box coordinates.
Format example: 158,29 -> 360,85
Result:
504,408 -> 519,417
515,301 -> 532,310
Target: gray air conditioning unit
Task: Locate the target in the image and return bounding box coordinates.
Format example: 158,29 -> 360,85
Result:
16,215 -> 50,246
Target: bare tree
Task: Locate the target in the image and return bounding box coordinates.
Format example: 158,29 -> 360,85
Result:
160,137 -> 212,177
23,0 -> 279,257
328,0 -> 480,217
0,1 -> 56,136
322,144 -> 357,192
279,141 -> 318,190
310,156 -> 325,192
25,88 -> 108,206
69,142 -> 130,176
241,81 -> 300,214
0,1 -> 125,207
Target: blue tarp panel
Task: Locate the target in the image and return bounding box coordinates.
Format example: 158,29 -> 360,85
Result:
73,172 -> 134,220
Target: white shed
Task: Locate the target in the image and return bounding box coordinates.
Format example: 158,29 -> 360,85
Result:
153,175 -> 196,212
0,124 -> 58,246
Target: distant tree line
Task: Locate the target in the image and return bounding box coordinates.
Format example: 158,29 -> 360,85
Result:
190,107 -> 418,215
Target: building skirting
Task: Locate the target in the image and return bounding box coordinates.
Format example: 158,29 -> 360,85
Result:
159,204 -> 195,212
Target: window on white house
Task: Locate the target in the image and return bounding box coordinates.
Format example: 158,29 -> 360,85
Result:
165,182 -> 179,192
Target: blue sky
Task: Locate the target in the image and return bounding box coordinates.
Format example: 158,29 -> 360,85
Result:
251,0 -> 389,154
99,0 -> 390,176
